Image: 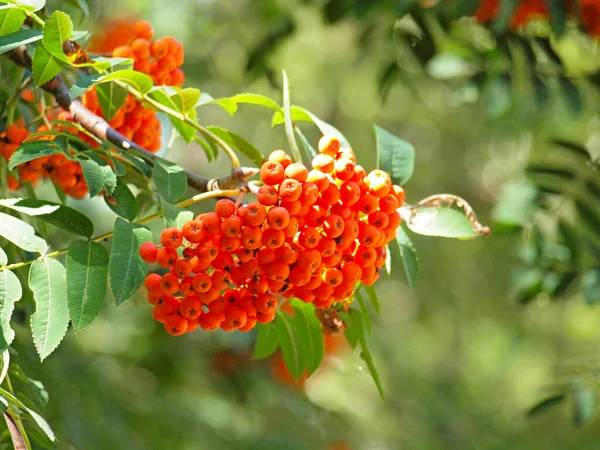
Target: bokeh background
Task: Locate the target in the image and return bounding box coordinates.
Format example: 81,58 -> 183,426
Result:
10,0 -> 600,449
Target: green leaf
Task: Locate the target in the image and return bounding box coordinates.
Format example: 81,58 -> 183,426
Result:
79,158 -> 104,197
8,139 -> 68,169
0,8 -> 26,36
559,77 -> 582,116
485,75 -> 512,118
354,290 -> 372,334
341,309 -> 384,400
0,198 -> 93,237
42,10 -> 73,60
253,322 -> 279,360
4,0 -> 45,12
548,0 -> 567,38
161,200 -> 193,229
573,384 -> 596,427
552,140 -> 591,161
64,0 -> 89,16
491,181 -> 540,232
153,159 -> 187,203
105,178 -> 138,221
375,125 -> 415,185
170,88 -> 201,114
95,81 -> 128,121
295,126 -> 317,161
0,269 -> 21,352
29,259 -> 69,361
100,69 -> 153,94
31,44 -> 65,86
205,126 -> 265,168
207,93 -> 281,115
290,299 -> 324,376
0,29 -> 41,55
296,107 -> 351,148
66,241 -> 108,333
363,285 -> 381,314
0,248 -> 6,266
404,206 -> 479,239
527,394 -> 565,417
0,212 -> 47,253
576,200 -> 600,236
84,153 -> 117,195
395,226 -> 418,290
282,70 -> 301,162
109,218 -> 152,305
582,270 -> 600,305
275,310 -> 304,381
426,53 -> 475,80
0,386 -> 54,442
492,0 -> 519,33
148,88 -> 196,142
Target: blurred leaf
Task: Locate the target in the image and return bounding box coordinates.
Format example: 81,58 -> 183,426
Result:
404,206 -> 478,239
582,270 -> 600,305
0,8 -> 26,36
245,16 -> 295,76
363,285 -> 381,314
161,200 -> 193,229
395,226 -> 418,290
573,384 -> 596,427
535,37 -> 562,67
0,198 -> 93,237
290,299 -> 324,376
29,259 -> 69,361
66,241 -> 108,333
0,249 -> 6,266
272,107 -> 351,148
558,220 -> 579,262
547,0 -> 566,36
378,60 -> 400,101
153,159 -> 187,203
96,81 -> 128,121
354,290 -> 372,334
0,387 -> 54,442
101,70 -> 153,94
42,11 -> 73,61
275,310 -> 304,381
207,93 -> 281,115
109,218 -> 152,305
532,76 -> 550,107
513,268 -> 544,304
104,178 -> 138,221
8,138 -> 69,169
526,164 -> 576,181
149,88 -> 195,143
492,0 -> 519,33
552,139 -> 591,161
492,181 -> 540,232
0,212 -> 47,253
206,126 -> 265,167
0,29 -> 42,56
375,125 -> 415,185
32,44 -> 65,86
559,77 -> 582,116
253,322 -> 279,360
64,0 -> 89,16
4,0 -> 45,12
527,394 -> 565,417
576,200 -> 600,236
426,53 -> 475,80
0,269 -> 21,352
485,75 -> 512,118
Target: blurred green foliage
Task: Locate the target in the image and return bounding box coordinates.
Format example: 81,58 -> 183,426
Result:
7,0 -> 600,448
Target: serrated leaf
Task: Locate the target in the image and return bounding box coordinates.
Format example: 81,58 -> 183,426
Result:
96,81 -> 128,121
84,153 -> 117,195
153,159 -> 187,203
375,125 -> 415,186
207,93 -> 281,115
109,218 -> 152,305
363,285 -> 381,314
275,310 -> 304,381
161,200 -> 193,229
31,44 -> 65,86
0,212 -> 47,253
0,28 -> 41,55
105,178 -> 137,221
42,11 -> 73,60
29,259 -> 69,361
0,269 -> 21,352
66,241 -> 108,333
290,299 -> 324,376
100,69 -> 153,94
0,8 -> 26,36
404,206 -> 479,239
8,139 -> 69,169
354,290 -> 372,334
395,226 -> 418,290
341,309 -> 384,399
78,158 -> 104,197
253,322 -> 279,360
573,384 -> 596,427
0,386 -> 54,441
170,88 -> 201,114
527,394 -> 565,417
0,198 -> 93,237
206,126 -> 265,168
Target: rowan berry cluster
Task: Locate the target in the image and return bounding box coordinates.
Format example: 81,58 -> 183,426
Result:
82,20 -> 184,153
139,135 -> 405,336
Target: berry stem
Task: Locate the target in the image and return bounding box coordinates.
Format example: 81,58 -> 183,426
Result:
0,189 -> 240,272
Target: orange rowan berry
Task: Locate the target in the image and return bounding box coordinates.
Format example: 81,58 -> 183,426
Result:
284,163 -> 308,182
144,273 -> 162,291
113,45 -> 134,58
356,194 -> 379,215
298,227 -> 321,249
220,235 -> 241,252
134,21 -> 154,40
161,227 -> 183,249
279,200 -> 302,216
133,58 -> 151,74
239,315 -> 257,332
340,181 -> 361,206
170,68 -> 185,86
278,243 -> 299,265
179,276 -> 195,296
337,148 -> 356,163
368,210 -> 390,229
211,269 -> 232,290
139,242 -> 158,263
186,318 -> 201,333
334,158 -> 355,181
323,214 -> 345,238
160,273 -> 179,295
297,249 -> 322,272
181,296 -> 203,320
195,242 -> 218,262
388,211 -> 401,230
283,216 -> 300,238
241,225 -> 263,249
247,277 -> 268,295
150,38 -> 168,59
267,206 -> 290,230
181,220 -> 204,243
265,261 -> 290,281
199,212 -> 220,234
358,223 -> 380,248
392,185 -> 406,206
213,199 -> 235,218
312,154 -> 334,173
224,306 -> 248,330
212,251 -> 235,271
306,169 -> 330,192
279,179 -> 302,202
341,261 -> 362,284
157,248 -> 178,267
243,202 -> 267,226
256,247 -> 276,265
7,175 -> 20,191
199,312 -> 225,331
131,38 -> 150,59
323,268 -> 343,287
172,259 -> 192,278
260,161 -> 285,186
289,266 -> 311,286
318,135 -> 340,157
354,245 -> 376,267
268,149 -> 292,168
152,304 -> 167,323
256,293 -> 277,314
6,125 -> 28,144
262,228 -> 286,249
257,185 -> 278,206
320,182 -> 341,206
235,246 -> 254,263
147,290 -> 161,305
379,195 -> 399,214
220,215 -> 242,236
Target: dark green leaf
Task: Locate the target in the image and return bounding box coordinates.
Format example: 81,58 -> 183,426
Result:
559,77 -> 582,116
0,198 -> 93,237
513,268 -> 544,304
0,386 -> 54,442
0,269 -> 21,352
363,285 -> 381,314
583,270 -> 600,305
527,394 -> 565,417
0,29 -> 41,55
67,241 -> 108,333
84,153 -> 117,195
96,81 -> 128,121
354,290 -> 372,334
153,159 -> 187,203
558,220 -> 579,262
0,212 -> 47,253
104,178 -> 138,221
206,126 -> 265,168
275,310 -> 304,381
8,139 -> 68,169
375,125 -> 415,185
161,199 -> 193,229
404,206 -> 479,239
29,259 -> 69,361
573,384 -> 596,427
290,299 -> 324,376
79,158 -> 104,197
576,200 -> 600,235
547,0 -> 567,38
0,8 -> 26,36
532,75 -> 549,107
109,218 -> 152,305
552,139 -> 590,161
253,322 -> 279,360
31,44 -> 65,86
492,0 -> 519,33
395,226 -> 418,290
535,37 -> 563,67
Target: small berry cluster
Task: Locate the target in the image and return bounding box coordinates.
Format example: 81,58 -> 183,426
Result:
139,135 -> 405,336
82,21 -> 184,153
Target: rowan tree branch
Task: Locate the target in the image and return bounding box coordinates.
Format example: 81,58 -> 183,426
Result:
6,46 -> 257,192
